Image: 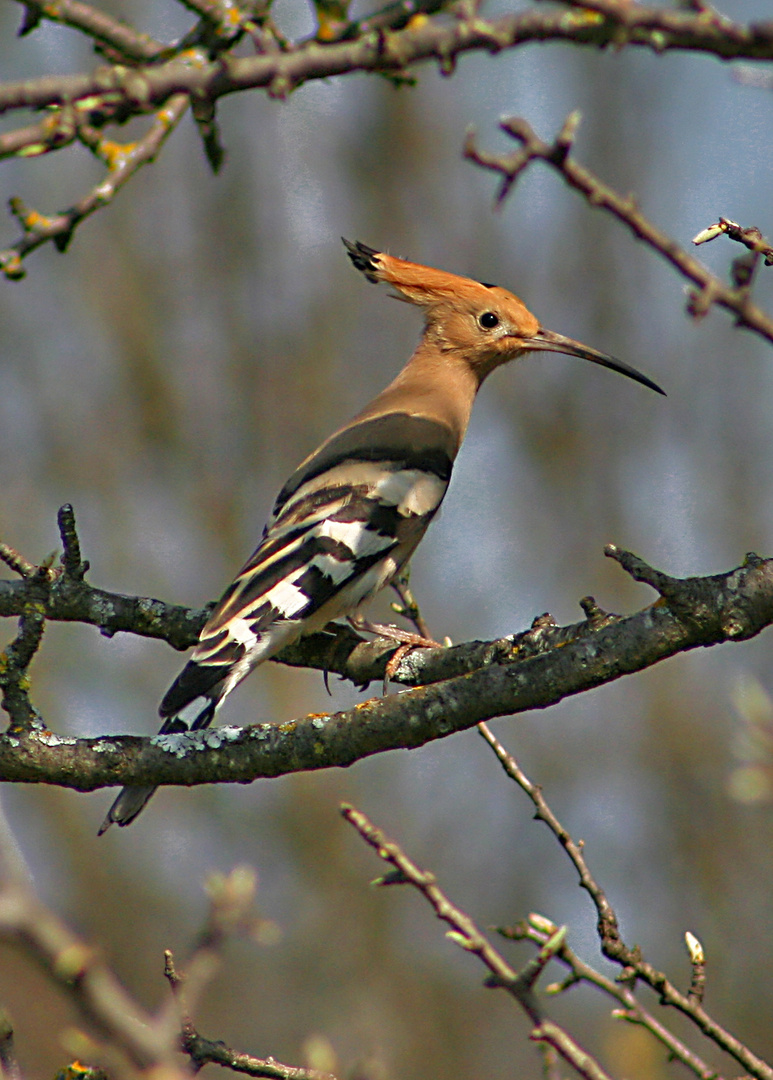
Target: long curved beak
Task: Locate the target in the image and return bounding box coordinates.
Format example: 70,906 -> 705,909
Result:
527,327 -> 665,396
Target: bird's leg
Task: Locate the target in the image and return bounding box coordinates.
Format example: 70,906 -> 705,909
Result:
347,613 -> 443,694
390,567 -> 435,641
348,570 -> 447,692
347,612 -> 442,647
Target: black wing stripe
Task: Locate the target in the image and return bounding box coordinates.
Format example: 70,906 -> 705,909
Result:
206,494 -> 404,633
160,659 -> 229,717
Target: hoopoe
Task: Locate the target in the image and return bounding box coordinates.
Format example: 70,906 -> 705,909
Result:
99,240 -> 663,832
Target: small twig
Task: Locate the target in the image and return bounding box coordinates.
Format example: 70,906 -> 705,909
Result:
57,503 -> 89,581
605,544 -> 772,640
16,0 -> 167,62
196,865 -> 263,951
390,568 -> 433,640
502,915 -> 725,1080
165,897 -> 333,1080
0,856 -> 176,1069
180,1030 -> 339,1080
478,725 -> 773,1080
0,543 -> 37,580
465,114 -> 773,346
477,721 -> 622,946
176,0 -> 255,34
343,802 -> 532,1006
603,542 -> 682,595
0,93 -> 189,279
341,802 -> 617,1080
693,216 -> 773,266
0,547 -> 55,733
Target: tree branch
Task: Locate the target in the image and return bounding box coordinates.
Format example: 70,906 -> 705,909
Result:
4,2 -> 773,272
17,0 -> 168,62
6,2 -> 773,119
464,113 -> 773,346
478,724 -> 773,1080
0,93 -> 189,277
1,547 -> 772,792
0,821 -> 179,1072
342,803 -> 616,1080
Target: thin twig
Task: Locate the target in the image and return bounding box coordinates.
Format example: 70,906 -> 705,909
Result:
0,560 -> 54,733
0,93 -> 189,278
477,723 -> 773,1080
57,503 -> 89,581
17,0 -> 167,62
693,216 -> 773,266
477,722 -> 621,944
464,114 -> 773,346
390,568 -> 434,640
163,877 -> 334,1080
0,544 -> 36,580
0,849 -> 177,1069
341,803 -> 616,1080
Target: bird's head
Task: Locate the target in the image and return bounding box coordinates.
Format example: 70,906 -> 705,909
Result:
344,239 -> 664,395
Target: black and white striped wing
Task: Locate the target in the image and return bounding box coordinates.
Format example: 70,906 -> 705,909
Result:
159,412 -> 454,723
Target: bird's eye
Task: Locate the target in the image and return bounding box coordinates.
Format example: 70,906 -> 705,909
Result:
479,312 -> 500,329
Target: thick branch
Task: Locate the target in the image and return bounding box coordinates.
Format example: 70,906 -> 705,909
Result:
1,551 -> 771,791
4,6 -> 773,119
4,2 -> 773,272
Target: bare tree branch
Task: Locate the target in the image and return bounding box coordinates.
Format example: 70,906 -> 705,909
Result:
0,93 -> 189,277
0,809 -> 181,1073
161,872 -> 338,1080
342,802 -> 615,1080
504,913 -> 724,1080
4,2 -> 773,273
5,2 -> 773,120
1,540 -> 772,794
478,724 -> 773,1080
464,113 -> 773,345
17,1 -> 168,62
0,805 -> 326,1077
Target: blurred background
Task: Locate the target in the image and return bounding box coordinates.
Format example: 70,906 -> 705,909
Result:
1,0 -> 773,1075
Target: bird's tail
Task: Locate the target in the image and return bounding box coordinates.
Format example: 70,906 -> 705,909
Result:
97,685 -> 220,834
97,783 -> 158,834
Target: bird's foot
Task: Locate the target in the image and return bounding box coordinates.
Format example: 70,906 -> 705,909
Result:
347,615 -> 444,693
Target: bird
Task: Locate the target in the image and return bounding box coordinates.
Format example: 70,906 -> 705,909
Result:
98,239 -> 664,832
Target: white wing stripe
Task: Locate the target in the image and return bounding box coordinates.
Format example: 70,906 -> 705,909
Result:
317,518 -> 395,556
372,469 -> 446,515
262,575 -> 312,619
